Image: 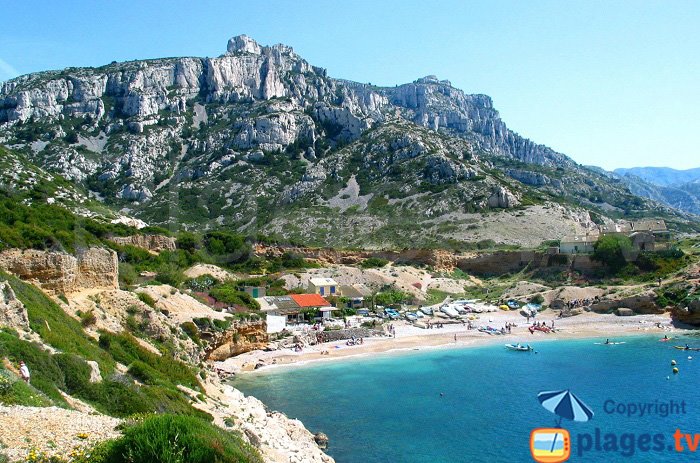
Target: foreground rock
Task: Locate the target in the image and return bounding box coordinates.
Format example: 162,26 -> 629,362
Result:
197,380 -> 335,463
672,299 -> 700,326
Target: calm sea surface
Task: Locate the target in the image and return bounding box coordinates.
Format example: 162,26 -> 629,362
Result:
233,335 -> 700,462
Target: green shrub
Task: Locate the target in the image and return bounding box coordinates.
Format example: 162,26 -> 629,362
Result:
360,257 -> 389,269
80,309 -> 97,327
180,322 -> 200,344
137,292 -> 157,308
375,289 -> 409,307
84,380 -> 155,417
118,263 -> 138,287
53,353 -> 92,394
128,360 -> 161,385
102,414 -> 263,463
98,332 -> 200,391
209,284 -> 260,310
593,235 -> 633,273
529,294 -> 545,304
155,268 -> 185,287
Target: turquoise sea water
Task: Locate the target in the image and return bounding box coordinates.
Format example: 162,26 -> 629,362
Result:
233,336 -> 700,462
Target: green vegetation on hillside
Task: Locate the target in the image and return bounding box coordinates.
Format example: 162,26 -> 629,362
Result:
95,414 -> 263,463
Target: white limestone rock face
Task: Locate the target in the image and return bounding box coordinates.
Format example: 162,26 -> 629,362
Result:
487,186 -> 520,208
227,35 -> 263,55
0,280 -> 29,332
202,383 -> 336,463
0,247 -> 118,294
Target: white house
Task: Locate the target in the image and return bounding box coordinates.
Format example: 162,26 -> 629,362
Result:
559,235 -> 597,254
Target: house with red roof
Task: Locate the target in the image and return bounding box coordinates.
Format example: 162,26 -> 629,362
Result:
290,293 -> 337,319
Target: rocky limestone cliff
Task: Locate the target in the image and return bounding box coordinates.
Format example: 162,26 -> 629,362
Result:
0,247 -> 118,294
205,321 -> 268,361
109,234 -> 176,252
0,35 -> 568,191
0,35 -> 691,248
254,244 -> 457,271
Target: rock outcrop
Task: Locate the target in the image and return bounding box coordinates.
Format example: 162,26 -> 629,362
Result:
487,186 -> 520,208
110,234 -> 176,253
0,35 -> 569,196
0,247 -> 118,294
205,321 -> 268,361
590,290 -> 664,315
200,382 -> 335,463
254,244 -> 458,270
0,280 -> 29,332
672,299 -> 700,326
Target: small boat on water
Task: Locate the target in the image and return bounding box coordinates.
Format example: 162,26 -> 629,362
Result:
505,343 -> 533,351
674,345 -> 700,351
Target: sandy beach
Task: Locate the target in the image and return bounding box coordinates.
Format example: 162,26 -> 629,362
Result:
216,310 -> 678,374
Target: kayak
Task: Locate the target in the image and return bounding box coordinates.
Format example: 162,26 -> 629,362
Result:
505,344 -> 532,351
674,346 -> 700,351
594,342 -> 626,345
659,338 -> 673,342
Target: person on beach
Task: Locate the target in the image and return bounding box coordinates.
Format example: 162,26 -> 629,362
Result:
454,333 -> 457,343
19,361 -> 30,383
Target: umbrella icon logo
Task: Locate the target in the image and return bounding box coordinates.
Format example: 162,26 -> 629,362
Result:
530,390 -> 594,463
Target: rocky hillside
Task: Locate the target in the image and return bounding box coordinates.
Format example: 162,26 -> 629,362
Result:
614,167 -> 700,187
1,35 -> 697,248
610,167 -> 700,216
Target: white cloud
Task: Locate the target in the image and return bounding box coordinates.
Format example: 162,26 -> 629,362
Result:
0,57 -> 20,80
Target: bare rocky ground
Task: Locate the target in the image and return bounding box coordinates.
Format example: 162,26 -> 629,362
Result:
183,263 -> 238,281
282,264 -> 476,300
434,202 -> 596,248
0,406 -> 121,461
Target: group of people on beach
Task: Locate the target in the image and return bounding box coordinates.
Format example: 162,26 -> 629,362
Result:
566,297 -> 598,309
426,321 -> 445,329
346,336 -> 363,346
531,320 -> 555,330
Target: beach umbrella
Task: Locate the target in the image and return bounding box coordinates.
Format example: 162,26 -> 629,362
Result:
537,389 -> 594,426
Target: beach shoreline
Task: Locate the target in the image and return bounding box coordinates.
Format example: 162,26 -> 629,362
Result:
216,311 -> 680,375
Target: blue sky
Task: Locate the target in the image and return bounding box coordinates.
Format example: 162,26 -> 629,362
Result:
1,0 -> 698,170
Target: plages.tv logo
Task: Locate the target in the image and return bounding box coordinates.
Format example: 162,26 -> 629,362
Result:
530,390 -> 594,463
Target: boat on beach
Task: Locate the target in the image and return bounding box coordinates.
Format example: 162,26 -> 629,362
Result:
439,306 -> 460,318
